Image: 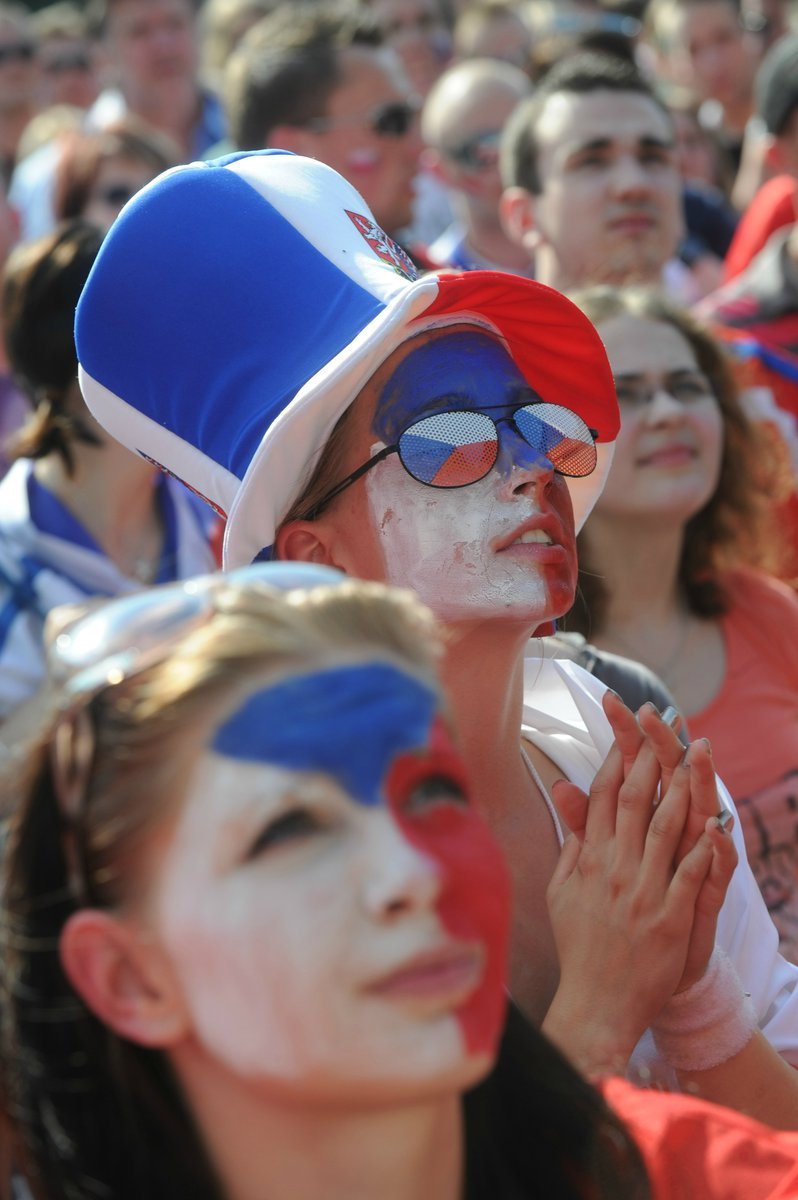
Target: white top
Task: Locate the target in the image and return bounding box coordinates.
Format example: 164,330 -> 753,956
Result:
521,647 -> 798,1086
0,460 -> 216,719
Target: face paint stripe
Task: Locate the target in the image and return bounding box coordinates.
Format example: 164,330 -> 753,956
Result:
387,718 -> 510,1057
212,663 -> 439,808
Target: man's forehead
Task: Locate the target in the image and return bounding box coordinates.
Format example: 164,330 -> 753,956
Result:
535,89 -> 674,156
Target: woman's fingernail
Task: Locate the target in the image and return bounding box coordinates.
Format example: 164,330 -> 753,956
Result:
715,809 -> 733,832
661,705 -> 680,730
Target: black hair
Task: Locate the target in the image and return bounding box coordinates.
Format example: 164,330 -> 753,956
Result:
500,51 -> 671,193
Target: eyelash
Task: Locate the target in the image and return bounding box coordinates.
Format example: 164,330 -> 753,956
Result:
247,807 -> 324,858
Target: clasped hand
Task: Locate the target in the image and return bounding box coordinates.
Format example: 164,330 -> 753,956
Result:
542,691 -> 737,1077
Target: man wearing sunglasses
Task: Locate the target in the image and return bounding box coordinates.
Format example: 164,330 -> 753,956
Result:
224,2 -> 423,243
421,57 -> 533,274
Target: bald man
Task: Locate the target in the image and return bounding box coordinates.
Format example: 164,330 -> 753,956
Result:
420,56 -> 532,272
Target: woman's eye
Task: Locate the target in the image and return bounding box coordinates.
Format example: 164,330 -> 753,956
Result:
615,383 -> 645,406
405,774 -> 469,814
671,376 -> 711,401
248,808 -> 322,858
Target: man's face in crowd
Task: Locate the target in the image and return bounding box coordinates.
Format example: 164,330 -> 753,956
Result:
661,0 -> 757,111
505,88 -> 683,291
0,15 -> 38,114
301,46 -> 423,235
105,0 -> 198,103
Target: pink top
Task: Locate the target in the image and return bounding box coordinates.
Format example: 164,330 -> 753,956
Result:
689,569 -> 798,960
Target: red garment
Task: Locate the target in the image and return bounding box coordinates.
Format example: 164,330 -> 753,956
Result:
724,176 -> 798,283
603,1076 -> 798,1199
688,569 -> 798,960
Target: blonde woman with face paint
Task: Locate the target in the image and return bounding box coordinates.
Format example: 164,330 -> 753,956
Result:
0,565 -> 657,1200
73,150 -> 798,1126
7,565 -> 798,1200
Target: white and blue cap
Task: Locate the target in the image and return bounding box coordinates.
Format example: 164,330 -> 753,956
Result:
76,150 -> 619,568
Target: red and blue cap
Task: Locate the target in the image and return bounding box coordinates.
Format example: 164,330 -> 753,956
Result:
76,150 -> 619,567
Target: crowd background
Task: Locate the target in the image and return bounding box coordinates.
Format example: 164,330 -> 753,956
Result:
1,2 -> 798,1196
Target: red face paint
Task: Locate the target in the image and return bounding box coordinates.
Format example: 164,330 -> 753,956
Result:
386,718 -> 510,1056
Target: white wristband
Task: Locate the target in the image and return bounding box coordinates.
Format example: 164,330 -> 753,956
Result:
652,948 -> 757,1072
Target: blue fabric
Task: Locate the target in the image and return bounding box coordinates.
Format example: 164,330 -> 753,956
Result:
76,155 -> 386,483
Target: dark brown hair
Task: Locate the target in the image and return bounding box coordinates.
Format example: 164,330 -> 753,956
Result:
3,220 -> 104,475
564,286 -> 791,635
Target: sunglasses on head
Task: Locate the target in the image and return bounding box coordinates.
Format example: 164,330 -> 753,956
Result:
307,98 -> 420,139
445,130 -> 501,172
0,41 -> 35,66
28,562 -> 343,903
305,402 -> 598,520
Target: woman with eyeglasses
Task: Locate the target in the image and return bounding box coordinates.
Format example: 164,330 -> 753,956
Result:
74,149 -> 798,1125
0,219 -> 216,721
6,564 -> 798,1200
565,286 -> 798,964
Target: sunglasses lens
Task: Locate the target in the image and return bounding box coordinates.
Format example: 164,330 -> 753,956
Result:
374,104 -> 414,136
513,404 -> 597,478
450,132 -> 500,170
399,411 -> 497,486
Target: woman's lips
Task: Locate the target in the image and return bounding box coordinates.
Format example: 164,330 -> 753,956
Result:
366,944 -> 484,1005
639,444 -> 697,468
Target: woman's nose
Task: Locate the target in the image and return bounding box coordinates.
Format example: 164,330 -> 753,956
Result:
495,423 -> 555,496
361,810 -> 444,920
645,387 -> 686,423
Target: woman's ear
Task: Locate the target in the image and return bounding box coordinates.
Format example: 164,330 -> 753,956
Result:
274,519 -> 339,566
60,910 -> 189,1048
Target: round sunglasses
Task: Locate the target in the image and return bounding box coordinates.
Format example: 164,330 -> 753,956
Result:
305,402 -> 598,519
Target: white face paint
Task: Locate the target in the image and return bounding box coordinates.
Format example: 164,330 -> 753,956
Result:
362,329 -> 578,624
367,457 -> 552,621
146,662 -> 508,1105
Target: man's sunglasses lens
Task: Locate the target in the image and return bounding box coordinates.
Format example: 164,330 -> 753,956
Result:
513,404 -> 597,477
399,411 -> 496,485
373,103 -> 416,136
398,405 -> 596,486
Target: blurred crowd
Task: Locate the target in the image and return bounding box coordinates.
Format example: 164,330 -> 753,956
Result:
3,0 -> 798,996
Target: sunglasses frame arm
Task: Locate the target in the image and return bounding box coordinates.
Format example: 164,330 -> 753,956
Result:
303,443 -> 399,521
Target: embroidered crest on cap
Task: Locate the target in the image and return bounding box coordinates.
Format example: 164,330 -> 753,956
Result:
345,210 -> 417,281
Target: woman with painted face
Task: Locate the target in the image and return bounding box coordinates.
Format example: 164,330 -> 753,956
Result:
0,564 -> 650,1200
565,286 -> 798,963
73,150 -> 798,1125
5,565 -> 798,1200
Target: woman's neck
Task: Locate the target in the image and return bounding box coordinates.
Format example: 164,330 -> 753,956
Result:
173,1053 -> 463,1200
33,442 -> 164,581
585,512 -> 686,632
439,619 -> 531,821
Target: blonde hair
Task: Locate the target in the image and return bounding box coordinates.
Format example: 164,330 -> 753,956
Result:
4,576 -> 442,905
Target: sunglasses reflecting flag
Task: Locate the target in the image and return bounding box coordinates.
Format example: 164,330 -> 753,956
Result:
306,402 -> 597,518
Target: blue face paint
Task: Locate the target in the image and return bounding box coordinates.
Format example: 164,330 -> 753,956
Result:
373,330 -> 554,478
211,662 -> 439,807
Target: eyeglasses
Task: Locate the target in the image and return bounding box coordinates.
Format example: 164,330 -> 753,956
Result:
306,98 -> 420,138
445,130 -> 501,172
614,371 -> 714,408
305,403 -> 598,519
0,41 -> 35,66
